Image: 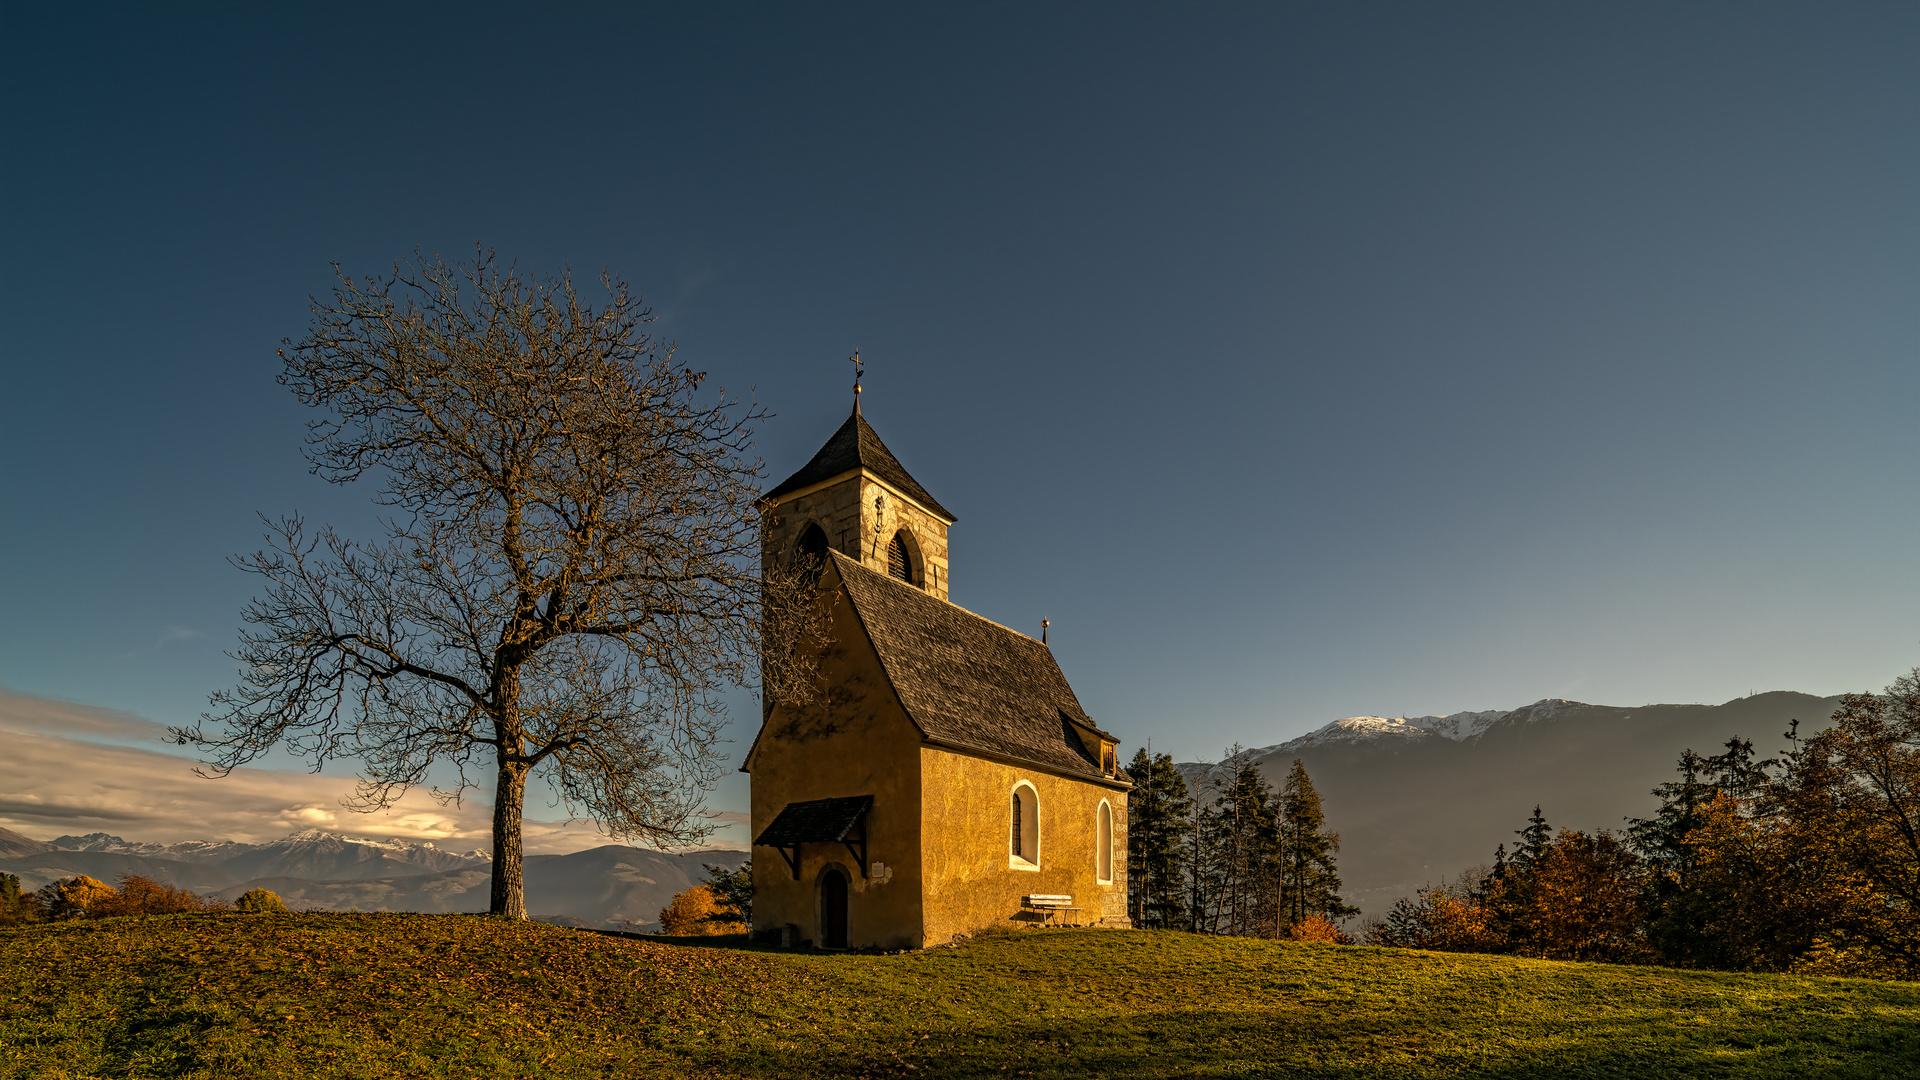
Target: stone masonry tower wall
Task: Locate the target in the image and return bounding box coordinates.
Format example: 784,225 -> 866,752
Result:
764,475 -> 951,601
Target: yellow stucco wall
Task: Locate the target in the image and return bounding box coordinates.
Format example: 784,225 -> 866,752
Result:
746,578 -> 927,950
918,746 -> 1130,945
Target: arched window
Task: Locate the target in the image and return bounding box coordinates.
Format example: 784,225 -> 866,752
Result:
886,530 -> 913,584
797,522 -> 829,560
1010,783 -> 1039,869
1097,801 -> 1113,883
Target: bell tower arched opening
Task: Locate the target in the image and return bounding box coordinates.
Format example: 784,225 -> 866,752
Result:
886,529 -> 919,587
797,522 -> 829,561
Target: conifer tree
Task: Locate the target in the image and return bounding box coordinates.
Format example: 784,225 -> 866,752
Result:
1198,751 -> 1283,936
1628,749 -> 1712,883
1277,758 -> 1357,928
1485,806 -> 1552,950
1511,806 -> 1553,875
1125,747 -> 1193,930
1703,737 -> 1777,801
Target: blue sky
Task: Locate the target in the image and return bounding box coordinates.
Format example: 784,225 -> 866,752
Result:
2,2 -> 1913,848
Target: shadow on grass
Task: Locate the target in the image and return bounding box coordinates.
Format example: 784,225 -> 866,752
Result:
687,999 -> 1920,1080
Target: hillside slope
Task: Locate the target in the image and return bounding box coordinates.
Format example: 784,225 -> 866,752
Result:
3,914 -> 1912,1079
1179,692 -> 1843,913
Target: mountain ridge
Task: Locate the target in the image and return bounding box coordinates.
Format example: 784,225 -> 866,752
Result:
1175,691 -> 1843,916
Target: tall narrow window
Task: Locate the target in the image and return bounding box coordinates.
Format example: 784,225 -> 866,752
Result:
1097,801 -> 1113,883
1010,783 -> 1039,868
887,531 -> 912,583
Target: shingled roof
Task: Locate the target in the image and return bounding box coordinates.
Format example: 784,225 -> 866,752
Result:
754,795 -> 873,846
830,551 -> 1128,786
763,406 -> 956,522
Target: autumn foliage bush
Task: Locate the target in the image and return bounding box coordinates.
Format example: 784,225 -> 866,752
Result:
235,888 -> 291,914
29,874 -> 224,919
1282,914 -> 1353,944
93,875 -> 224,917
656,885 -> 746,936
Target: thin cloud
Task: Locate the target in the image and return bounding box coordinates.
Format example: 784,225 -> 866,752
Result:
0,686 -> 169,742
118,624 -> 208,659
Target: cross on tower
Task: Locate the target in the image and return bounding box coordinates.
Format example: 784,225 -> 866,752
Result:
850,350 -> 864,412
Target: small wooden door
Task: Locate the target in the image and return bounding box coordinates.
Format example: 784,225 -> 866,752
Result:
821,868 -> 849,949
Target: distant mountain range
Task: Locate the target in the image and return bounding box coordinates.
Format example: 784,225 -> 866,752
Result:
1175,691 -> 1844,917
0,827 -> 745,931
3,691 -> 1845,928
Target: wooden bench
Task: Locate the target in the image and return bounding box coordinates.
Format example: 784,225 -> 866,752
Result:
1021,894 -> 1082,926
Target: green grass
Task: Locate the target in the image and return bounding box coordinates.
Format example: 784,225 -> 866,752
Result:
3,914 -> 1915,1079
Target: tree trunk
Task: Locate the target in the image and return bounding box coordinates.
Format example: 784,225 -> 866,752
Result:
490,760 -> 529,919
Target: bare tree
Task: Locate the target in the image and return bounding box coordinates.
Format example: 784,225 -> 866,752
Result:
174,250 -> 814,918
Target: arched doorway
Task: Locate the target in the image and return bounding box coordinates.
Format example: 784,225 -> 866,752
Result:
819,866 -> 849,949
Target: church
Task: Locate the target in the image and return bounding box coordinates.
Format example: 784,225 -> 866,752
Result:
743,390 -> 1132,950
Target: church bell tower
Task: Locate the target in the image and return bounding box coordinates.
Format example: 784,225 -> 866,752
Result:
760,363 -> 954,601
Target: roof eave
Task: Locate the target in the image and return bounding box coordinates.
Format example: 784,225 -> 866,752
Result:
761,467 -> 958,525
919,735 -> 1135,792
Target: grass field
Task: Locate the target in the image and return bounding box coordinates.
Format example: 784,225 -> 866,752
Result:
3,913 -> 1915,1079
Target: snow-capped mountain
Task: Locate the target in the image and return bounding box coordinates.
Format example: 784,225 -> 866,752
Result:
2,830 -> 743,931
1266,699 -> 1583,755
43,829 -> 492,879
1185,700 -> 1584,788
1173,691 -> 1841,918
276,828 -> 491,861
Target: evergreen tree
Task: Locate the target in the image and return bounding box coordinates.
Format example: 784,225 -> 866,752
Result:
1485,806 -> 1553,951
1511,806 -> 1553,875
1702,736 -> 1777,801
0,873 -> 34,926
1629,740 -> 1782,968
1125,747 -> 1193,930
1277,758 -> 1357,928
1198,751 -> 1283,936
1628,749 -> 1712,883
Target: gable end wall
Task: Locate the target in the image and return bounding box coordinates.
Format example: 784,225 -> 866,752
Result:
748,582 -> 925,949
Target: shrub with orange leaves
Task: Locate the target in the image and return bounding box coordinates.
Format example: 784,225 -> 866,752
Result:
657,885 -> 747,936
49,875 -> 118,917
1283,914 -> 1354,944
1367,878 -> 1503,953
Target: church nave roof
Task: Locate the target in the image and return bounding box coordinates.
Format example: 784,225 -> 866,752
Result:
829,551 -> 1126,786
